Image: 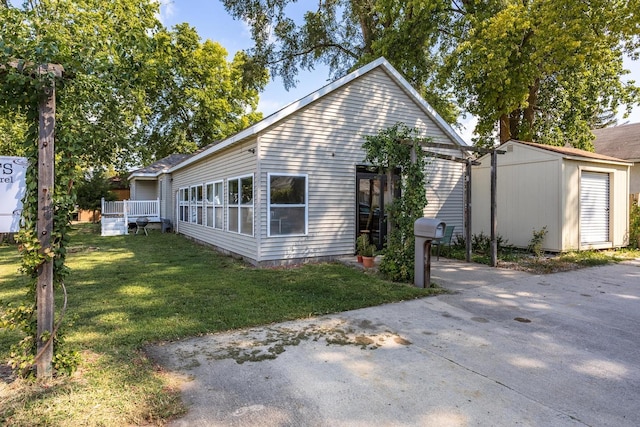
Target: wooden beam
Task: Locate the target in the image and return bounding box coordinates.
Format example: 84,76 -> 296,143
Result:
36,82 -> 56,379
398,138 -> 506,155
465,159 -> 472,262
2,61 -> 64,78
3,61 -> 63,378
426,151 -> 480,165
490,150 -> 498,267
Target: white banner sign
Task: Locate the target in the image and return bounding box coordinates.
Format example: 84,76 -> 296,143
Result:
0,156 -> 29,233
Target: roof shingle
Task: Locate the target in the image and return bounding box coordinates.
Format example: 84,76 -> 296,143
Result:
592,123 -> 640,161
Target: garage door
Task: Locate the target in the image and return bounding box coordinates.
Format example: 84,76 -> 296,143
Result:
580,171 -> 610,245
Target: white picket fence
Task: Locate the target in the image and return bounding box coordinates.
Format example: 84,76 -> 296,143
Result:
101,198 -> 160,236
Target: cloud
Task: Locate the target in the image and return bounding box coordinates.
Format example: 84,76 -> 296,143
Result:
156,0 -> 176,25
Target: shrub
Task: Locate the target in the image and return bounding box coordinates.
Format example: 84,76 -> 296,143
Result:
528,226 -> 548,257
630,202 -> 640,249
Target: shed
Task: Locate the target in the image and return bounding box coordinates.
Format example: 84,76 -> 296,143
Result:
129,57 -> 469,265
472,140 -> 632,252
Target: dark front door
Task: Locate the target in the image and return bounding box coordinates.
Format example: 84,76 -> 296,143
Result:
356,167 -> 399,250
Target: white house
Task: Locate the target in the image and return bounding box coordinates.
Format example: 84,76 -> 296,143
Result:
129,58 -> 469,265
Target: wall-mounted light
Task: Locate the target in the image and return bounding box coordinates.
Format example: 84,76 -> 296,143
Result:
247,148 -> 255,154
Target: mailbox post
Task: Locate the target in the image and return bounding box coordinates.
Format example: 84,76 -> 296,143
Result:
414,218 -> 446,288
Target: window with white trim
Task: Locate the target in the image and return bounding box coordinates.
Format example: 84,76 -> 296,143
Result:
228,175 -> 253,235
205,180 -> 224,229
190,184 -> 203,225
268,173 -> 307,236
179,187 -> 189,222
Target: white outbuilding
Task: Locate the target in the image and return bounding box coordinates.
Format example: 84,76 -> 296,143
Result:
472,140 -> 632,252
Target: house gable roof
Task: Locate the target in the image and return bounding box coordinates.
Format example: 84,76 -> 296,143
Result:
128,153 -> 191,179
168,57 -> 467,173
592,122 -> 640,161
507,140 -> 632,165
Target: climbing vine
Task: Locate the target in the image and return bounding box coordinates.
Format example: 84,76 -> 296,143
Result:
0,71 -> 80,377
362,123 -> 429,282
0,0 -> 162,378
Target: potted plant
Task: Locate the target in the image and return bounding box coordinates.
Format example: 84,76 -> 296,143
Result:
356,233 -> 369,263
361,242 -> 377,268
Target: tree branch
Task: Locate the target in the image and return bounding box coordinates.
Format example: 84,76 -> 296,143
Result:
266,43 -> 359,66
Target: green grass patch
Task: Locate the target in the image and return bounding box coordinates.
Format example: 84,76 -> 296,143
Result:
1,223 -> 438,425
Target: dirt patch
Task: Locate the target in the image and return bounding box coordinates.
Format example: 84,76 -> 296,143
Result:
146,317 -> 411,370
498,257 -> 584,274
0,363 -> 15,384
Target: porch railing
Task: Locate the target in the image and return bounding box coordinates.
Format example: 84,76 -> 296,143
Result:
101,198 -> 161,222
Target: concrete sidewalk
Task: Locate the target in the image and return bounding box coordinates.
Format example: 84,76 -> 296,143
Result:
148,259 -> 640,427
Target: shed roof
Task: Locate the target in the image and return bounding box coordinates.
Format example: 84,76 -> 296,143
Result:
592,122 -> 640,161
512,140 -> 631,164
168,57 -> 468,173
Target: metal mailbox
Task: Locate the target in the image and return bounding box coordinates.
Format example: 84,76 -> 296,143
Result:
414,218 -> 446,288
414,218 -> 446,239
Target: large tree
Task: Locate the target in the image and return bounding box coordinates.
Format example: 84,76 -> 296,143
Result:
0,0 -> 161,168
221,0 -> 640,148
221,0 -> 460,124
135,23 -> 269,163
448,0 -> 640,148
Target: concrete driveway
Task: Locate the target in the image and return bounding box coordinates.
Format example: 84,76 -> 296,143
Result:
147,259 -> 640,426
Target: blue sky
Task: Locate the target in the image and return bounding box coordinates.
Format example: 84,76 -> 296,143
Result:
159,0 -> 640,143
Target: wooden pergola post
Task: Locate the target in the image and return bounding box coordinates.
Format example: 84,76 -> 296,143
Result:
465,159 -> 473,262
36,78 -> 56,378
3,62 -> 63,378
34,64 -> 64,379
490,149 -> 498,267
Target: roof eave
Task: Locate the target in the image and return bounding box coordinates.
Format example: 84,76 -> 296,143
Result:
562,155 -> 633,166
127,171 -> 164,180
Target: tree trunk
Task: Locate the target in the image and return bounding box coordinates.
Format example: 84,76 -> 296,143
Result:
499,114 -> 511,143
522,79 -> 540,141
352,0 -> 375,54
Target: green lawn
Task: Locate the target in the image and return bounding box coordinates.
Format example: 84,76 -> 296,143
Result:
0,224 -> 438,426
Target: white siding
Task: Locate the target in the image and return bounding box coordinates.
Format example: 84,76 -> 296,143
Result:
629,163 -> 640,194
257,67 -> 464,263
472,143 -> 562,251
158,174 -> 173,221
171,141 -> 258,261
424,158 -> 465,239
132,179 -> 156,200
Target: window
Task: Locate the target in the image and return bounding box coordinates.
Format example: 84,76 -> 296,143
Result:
268,174 -> 307,236
205,180 -> 224,229
214,181 -> 224,229
178,188 -> 189,222
190,185 -> 203,225
228,175 -> 253,235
